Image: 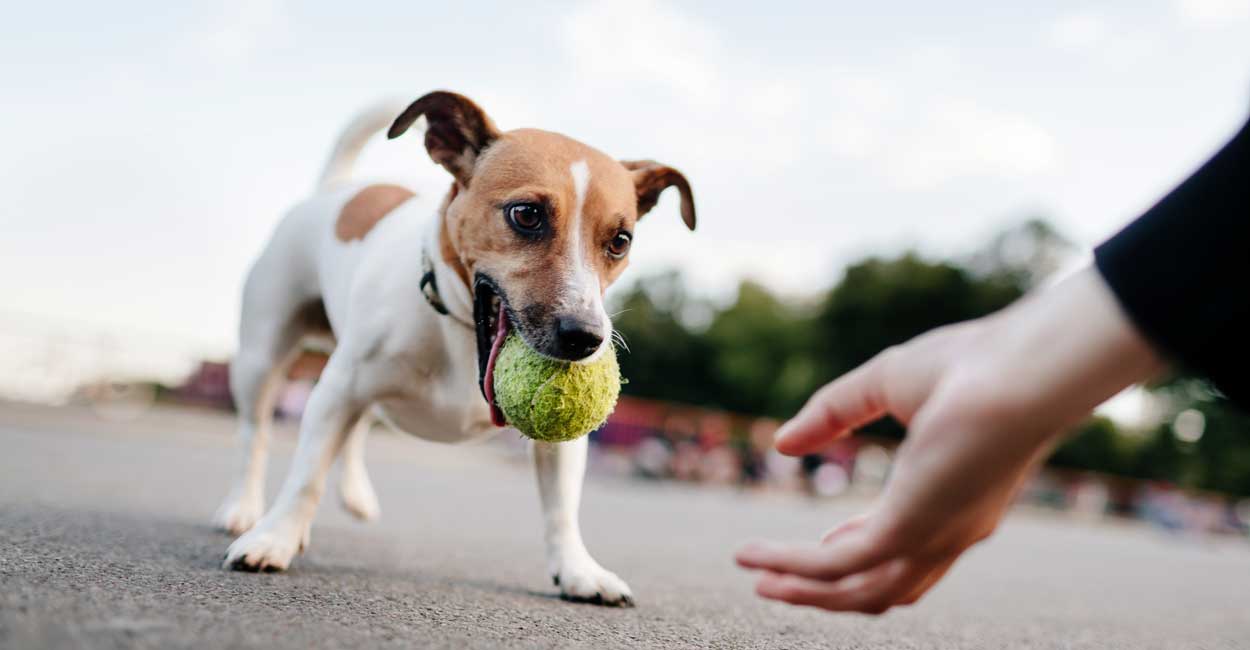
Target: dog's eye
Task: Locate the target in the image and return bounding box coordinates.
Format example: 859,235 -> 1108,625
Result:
607,231 -> 632,259
506,203 -> 545,233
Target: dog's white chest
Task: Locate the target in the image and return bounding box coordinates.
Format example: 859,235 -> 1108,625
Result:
373,384 -> 496,444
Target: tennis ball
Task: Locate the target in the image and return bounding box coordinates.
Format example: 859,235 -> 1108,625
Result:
492,334 -> 621,442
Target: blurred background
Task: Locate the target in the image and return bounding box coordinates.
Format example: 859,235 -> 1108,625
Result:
3,0 -> 1250,537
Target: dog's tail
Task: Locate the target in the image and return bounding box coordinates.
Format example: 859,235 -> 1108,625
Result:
317,99 -> 410,190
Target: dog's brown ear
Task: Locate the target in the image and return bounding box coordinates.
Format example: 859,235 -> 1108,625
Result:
621,160 -> 696,230
388,91 -> 501,186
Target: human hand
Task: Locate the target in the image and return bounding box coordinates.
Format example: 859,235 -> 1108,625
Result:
735,266 -> 1162,614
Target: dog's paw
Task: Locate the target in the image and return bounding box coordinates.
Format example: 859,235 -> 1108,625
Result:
338,469 -> 381,522
213,493 -> 264,537
552,557 -> 634,607
222,523 -> 308,572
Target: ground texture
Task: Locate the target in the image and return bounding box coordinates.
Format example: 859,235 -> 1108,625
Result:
1,402 -> 1248,649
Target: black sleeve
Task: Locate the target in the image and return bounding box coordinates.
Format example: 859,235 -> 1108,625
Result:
1094,114 -> 1250,408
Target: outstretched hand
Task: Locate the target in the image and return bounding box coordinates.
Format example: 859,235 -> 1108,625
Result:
735,267 -> 1161,614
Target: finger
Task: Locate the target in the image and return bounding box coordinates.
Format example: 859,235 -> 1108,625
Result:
735,529 -> 889,581
820,512 -> 870,544
774,356 -> 890,456
754,569 -> 885,613
755,559 -> 930,614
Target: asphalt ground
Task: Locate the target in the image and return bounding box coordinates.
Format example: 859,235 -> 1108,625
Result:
2,402 -> 1248,649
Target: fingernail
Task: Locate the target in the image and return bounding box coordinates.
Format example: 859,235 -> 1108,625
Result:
735,541 -> 772,564
735,543 -> 760,562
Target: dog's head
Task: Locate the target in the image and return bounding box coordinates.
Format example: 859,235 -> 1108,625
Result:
388,91 -> 696,421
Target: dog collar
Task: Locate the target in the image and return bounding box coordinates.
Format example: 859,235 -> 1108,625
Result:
421,249 -> 474,329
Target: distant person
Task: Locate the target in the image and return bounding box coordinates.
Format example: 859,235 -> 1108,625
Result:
736,112 -> 1249,614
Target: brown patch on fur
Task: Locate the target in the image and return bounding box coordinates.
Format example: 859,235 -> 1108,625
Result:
285,300 -> 333,381
287,350 -> 329,381
292,299 -> 333,336
621,160 -> 696,229
438,182 -> 470,287
335,184 -> 414,242
387,91 -> 501,187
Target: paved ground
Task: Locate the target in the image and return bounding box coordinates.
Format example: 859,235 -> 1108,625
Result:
1,402 -> 1248,649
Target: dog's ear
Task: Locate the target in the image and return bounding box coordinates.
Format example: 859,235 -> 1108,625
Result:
388,91 -> 501,186
621,160 -> 696,230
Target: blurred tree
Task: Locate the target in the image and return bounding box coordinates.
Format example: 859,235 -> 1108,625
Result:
702,281 -> 819,417
609,271 -> 718,408
1192,398 -> 1250,496
1134,378 -> 1250,496
1127,423 -> 1194,485
1049,416 -> 1131,475
608,220 -> 1250,497
813,253 -> 1024,382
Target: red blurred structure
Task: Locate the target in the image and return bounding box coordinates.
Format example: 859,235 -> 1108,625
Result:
155,358 -> 1249,538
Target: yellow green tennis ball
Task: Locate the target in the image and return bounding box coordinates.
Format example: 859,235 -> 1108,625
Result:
492,334 -> 621,442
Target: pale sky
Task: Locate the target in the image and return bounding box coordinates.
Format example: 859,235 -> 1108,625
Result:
2,0 -> 1249,374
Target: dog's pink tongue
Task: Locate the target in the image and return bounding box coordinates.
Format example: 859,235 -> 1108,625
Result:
482,303 -> 509,427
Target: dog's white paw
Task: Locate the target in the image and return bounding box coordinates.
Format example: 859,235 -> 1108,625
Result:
551,556 -> 634,607
213,493 -> 264,537
222,521 -> 308,572
338,470 -> 380,522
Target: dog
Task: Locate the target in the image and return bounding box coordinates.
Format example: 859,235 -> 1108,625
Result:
213,91 -> 696,606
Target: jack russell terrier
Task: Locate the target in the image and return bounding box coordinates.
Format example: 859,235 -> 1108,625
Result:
213,91 -> 695,606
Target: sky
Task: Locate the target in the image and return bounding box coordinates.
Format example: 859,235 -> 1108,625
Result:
1,0 -> 1248,390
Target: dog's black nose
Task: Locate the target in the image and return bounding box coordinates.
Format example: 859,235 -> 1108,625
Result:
554,317 -> 604,360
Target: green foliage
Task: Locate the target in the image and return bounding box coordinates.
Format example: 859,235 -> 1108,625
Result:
1132,378 -> 1250,496
608,221 -> 1250,495
610,271 -> 719,408
1193,400 -> 1250,496
703,281 -> 819,417
1050,416 -> 1133,475
814,254 -> 1023,381
1126,424 -> 1192,484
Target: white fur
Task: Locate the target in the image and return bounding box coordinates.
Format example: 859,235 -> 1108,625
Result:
317,100 -> 409,190
569,160 -> 590,247
535,437 -> 632,603
563,159 -> 611,363
214,104 -> 632,605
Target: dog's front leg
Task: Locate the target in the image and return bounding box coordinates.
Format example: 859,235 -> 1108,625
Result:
223,362 -> 363,571
533,436 -> 634,606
